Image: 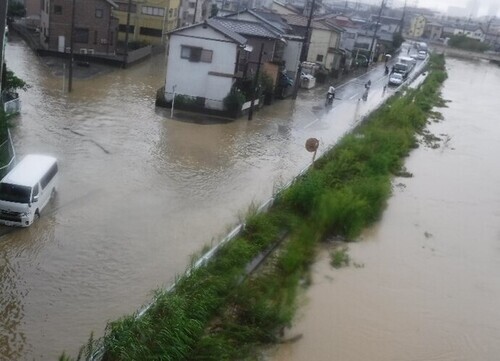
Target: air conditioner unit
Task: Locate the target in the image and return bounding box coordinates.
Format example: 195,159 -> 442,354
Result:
65,47 -> 71,53
80,48 -> 87,54
87,49 -> 94,54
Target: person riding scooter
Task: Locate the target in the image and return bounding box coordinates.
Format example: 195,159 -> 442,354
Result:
326,85 -> 336,106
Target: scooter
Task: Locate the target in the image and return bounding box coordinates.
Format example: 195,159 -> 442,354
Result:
325,92 -> 335,106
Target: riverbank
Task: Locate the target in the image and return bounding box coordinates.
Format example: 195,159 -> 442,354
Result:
64,55 -> 447,361
269,56 -> 500,361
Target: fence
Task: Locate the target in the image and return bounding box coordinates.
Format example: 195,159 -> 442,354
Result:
0,130 -> 17,178
3,92 -> 21,116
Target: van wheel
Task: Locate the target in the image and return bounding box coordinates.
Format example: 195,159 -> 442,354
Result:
51,188 -> 56,199
35,209 -> 40,219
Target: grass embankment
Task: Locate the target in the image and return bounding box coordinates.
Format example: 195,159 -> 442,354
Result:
66,54 -> 447,361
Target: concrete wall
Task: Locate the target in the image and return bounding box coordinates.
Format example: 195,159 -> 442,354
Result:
308,28 -> 330,65
282,38 -> 301,76
165,26 -> 238,110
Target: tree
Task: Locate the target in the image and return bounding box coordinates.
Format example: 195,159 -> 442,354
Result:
1,67 -> 28,94
392,32 -> 405,50
7,1 -> 26,17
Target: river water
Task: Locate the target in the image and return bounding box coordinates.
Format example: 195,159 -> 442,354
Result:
1,34 -> 408,360
270,58 -> 500,361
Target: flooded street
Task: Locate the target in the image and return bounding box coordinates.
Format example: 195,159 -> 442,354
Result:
0,34 -> 404,360
271,58 -> 500,361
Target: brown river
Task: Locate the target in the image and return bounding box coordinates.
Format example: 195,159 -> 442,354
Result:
270,58 -> 500,361
2,34 -> 404,360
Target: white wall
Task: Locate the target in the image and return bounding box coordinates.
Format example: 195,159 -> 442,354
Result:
308,28 -> 331,65
165,26 -> 239,110
282,38 -> 302,75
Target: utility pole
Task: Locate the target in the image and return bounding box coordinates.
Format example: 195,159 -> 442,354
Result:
124,0 -> 133,67
292,0 -> 316,100
193,0 -> 199,24
68,0 -> 76,92
248,43 -> 264,121
368,0 -> 385,65
0,0 -> 7,90
398,0 -> 407,35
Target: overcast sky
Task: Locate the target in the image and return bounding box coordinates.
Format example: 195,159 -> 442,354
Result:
386,0 -> 500,15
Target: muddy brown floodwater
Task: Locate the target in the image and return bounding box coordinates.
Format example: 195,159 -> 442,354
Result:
270,58 -> 500,361
1,35 -> 413,360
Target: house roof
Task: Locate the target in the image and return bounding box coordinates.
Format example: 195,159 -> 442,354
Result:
369,15 -> 402,26
272,0 -> 301,15
224,9 -> 292,34
280,14 -> 331,31
104,0 -> 118,7
211,17 -> 282,39
167,19 -> 247,45
251,9 -> 294,33
319,19 -> 346,33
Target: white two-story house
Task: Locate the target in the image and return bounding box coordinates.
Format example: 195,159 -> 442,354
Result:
164,19 -> 247,110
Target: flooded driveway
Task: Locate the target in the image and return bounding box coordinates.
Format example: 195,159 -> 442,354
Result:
270,58 -> 500,361
1,34 -> 419,360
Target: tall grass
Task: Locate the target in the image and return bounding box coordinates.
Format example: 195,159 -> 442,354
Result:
68,54 -> 447,361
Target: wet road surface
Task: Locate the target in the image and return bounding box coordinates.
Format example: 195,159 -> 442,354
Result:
1,34 -> 420,360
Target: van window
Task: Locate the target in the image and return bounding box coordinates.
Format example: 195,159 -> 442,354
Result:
40,163 -> 58,189
0,183 -> 32,203
32,184 -> 39,202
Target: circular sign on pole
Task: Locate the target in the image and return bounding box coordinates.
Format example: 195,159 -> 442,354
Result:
305,138 -> 319,153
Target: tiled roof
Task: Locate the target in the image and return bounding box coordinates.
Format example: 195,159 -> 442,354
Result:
168,20 -> 247,45
280,14 -> 331,30
211,17 -> 281,39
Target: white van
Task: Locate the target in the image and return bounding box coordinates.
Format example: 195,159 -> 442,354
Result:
0,155 -> 58,227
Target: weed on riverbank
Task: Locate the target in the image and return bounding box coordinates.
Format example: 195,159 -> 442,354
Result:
67,54 -> 447,361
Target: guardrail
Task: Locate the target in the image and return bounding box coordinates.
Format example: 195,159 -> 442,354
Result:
0,130 -> 17,178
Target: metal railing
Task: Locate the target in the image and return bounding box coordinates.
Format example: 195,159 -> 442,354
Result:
0,130 -> 17,178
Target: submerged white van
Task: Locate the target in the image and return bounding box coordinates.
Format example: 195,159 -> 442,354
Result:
0,155 -> 58,227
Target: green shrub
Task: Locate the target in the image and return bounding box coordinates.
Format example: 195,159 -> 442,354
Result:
223,88 -> 245,115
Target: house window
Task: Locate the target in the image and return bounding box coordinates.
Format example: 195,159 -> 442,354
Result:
316,54 -> 324,62
189,2 -> 196,8
95,8 -> 103,18
181,46 -> 200,61
53,5 -> 62,14
74,28 -> 89,44
201,49 -> 213,63
142,6 -> 165,16
181,46 -> 213,63
139,27 -> 162,37
169,8 -> 173,17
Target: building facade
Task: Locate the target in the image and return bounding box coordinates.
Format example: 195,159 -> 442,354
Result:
113,0 -> 181,45
40,0 -> 119,55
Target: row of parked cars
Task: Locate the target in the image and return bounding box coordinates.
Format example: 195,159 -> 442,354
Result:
388,45 -> 428,86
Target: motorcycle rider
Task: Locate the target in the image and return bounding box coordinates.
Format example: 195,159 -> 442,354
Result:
326,84 -> 336,105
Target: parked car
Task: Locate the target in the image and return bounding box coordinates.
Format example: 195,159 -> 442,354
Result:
417,51 -> 427,60
388,72 -> 404,86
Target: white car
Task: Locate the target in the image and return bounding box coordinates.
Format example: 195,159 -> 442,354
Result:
388,72 -> 404,86
417,51 -> 427,60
